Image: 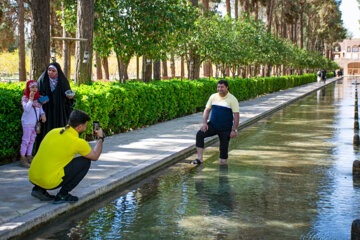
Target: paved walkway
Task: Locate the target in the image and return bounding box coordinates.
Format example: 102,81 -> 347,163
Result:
0,77 -> 341,240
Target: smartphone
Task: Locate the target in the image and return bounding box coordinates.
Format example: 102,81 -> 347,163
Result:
93,121 -> 100,134
38,96 -> 49,103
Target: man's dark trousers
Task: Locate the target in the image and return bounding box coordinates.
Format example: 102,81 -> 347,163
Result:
196,123 -> 231,159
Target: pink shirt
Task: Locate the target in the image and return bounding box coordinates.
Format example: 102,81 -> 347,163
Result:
21,99 -> 44,127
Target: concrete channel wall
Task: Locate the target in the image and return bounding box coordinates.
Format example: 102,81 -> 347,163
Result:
0,77 -> 341,240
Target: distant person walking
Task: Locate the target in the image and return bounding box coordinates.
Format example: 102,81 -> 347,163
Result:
191,80 -> 239,165
321,69 -> 327,83
20,80 -> 46,168
29,110 -> 104,204
317,70 -> 322,82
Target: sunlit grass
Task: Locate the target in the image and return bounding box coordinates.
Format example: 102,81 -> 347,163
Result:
0,50 -> 30,76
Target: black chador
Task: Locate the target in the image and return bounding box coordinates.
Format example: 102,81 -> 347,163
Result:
36,62 -> 75,149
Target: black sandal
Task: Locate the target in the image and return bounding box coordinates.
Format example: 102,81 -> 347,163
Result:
190,159 -> 202,165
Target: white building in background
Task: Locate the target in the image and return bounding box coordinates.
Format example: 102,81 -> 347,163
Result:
333,39 -> 360,75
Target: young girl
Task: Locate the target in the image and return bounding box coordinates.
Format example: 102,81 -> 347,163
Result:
20,80 -> 46,168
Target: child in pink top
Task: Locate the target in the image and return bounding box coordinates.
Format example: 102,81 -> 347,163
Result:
20,80 -> 46,168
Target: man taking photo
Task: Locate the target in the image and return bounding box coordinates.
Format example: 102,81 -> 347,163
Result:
191,80 -> 239,165
29,110 -> 104,204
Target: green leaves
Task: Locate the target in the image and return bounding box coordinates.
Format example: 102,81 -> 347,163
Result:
60,1 -> 338,75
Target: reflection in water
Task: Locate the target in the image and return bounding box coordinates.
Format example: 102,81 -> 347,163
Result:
31,78 -> 360,239
191,162 -> 239,239
194,163 -> 236,216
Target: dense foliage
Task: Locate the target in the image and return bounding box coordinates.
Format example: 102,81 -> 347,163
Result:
60,0 -> 340,79
0,72 -> 333,162
177,14 -> 338,75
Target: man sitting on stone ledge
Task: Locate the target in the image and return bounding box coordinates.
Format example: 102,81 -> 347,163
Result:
28,110 -> 104,204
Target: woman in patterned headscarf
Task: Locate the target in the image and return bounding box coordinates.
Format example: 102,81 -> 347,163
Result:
36,62 -> 75,148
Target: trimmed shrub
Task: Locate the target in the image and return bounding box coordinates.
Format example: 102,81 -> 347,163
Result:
0,73 -> 324,162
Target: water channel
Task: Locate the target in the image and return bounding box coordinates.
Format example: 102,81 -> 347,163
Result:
27,77 -> 360,239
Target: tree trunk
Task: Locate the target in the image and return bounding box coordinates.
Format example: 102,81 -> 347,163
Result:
274,15 -> 280,37
30,0 -> 50,81
226,0 -> 231,17
62,34 -> 70,80
50,4 -> 56,49
235,0 -> 238,19
102,57 -> 109,80
294,22 -> 297,45
265,64 -> 271,77
325,43 -> 330,59
254,1 -> 258,21
122,60 -> 129,82
306,14 -> 311,50
330,45 -> 333,60
254,65 -> 259,77
189,53 -> 201,80
143,56 -> 152,82
189,0 -> 200,80
95,52 -> 102,80
61,2 -> 70,80
187,60 -> 191,80
153,60 -> 161,80
242,0 -> 249,13
136,56 -> 139,80
162,59 -> 168,78
281,7 -> 287,39
203,62 -> 213,77
224,66 -> 229,77
116,55 -> 128,83
202,0 -> 211,78
18,0 -> 26,81
181,56 -> 185,79
75,0 -> 94,85
171,55 -> 176,77
202,0 -> 209,15
116,54 -> 122,83
266,0 -> 274,33
289,24 -> 293,42
300,10 -> 303,49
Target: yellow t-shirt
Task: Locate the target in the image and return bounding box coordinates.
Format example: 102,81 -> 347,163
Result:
29,127 -> 91,189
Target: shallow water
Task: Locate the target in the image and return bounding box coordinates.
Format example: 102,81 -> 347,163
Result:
30,77 -> 360,240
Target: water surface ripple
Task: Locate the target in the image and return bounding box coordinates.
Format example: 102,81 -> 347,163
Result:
32,78 -> 360,240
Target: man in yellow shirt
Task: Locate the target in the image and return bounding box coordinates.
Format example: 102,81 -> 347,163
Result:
191,80 -> 239,165
29,110 -> 104,204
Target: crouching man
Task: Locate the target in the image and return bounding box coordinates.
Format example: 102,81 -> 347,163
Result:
29,110 -> 104,204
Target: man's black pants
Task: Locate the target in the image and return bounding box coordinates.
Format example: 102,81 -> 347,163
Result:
196,123 -> 231,159
33,156 -> 91,195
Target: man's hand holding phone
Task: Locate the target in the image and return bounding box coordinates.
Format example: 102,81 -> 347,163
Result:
93,121 -> 104,141
95,128 -> 104,139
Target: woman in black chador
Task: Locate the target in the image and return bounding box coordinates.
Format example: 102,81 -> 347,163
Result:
36,62 -> 75,147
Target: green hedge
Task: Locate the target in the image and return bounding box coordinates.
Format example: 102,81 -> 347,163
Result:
0,73 -> 333,162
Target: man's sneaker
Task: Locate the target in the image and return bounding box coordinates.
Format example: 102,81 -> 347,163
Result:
190,159 -> 202,165
53,193 -> 79,204
31,189 -> 55,201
